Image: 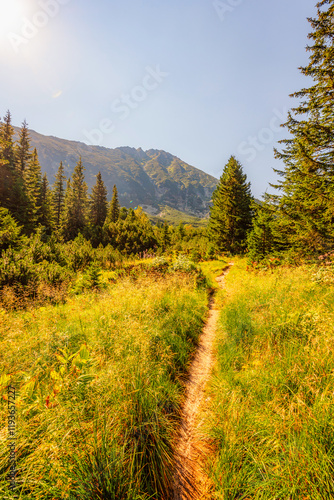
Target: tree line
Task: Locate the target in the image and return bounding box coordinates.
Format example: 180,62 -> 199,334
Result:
0,114 -> 122,240
210,0 -> 334,263
0,117 -> 209,258
0,1 -> 332,264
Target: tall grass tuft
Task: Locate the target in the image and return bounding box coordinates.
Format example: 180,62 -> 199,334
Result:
206,260 -> 334,499
0,267 -> 207,499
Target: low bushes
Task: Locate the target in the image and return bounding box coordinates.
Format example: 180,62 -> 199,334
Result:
0,230 -> 124,309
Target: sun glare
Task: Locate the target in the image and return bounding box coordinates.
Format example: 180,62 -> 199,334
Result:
0,0 -> 26,36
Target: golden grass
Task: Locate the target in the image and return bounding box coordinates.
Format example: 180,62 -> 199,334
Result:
205,260 -> 334,499
0,270 -> 208,499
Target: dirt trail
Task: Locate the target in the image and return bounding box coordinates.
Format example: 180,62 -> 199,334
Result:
172,264 -> 232,500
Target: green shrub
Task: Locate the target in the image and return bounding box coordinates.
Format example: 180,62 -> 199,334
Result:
0,249 -> 37,287
66,234 -> 95,271
190,249 -> 201,262
171,255 -> 197,272
38,261 -> 72,286
95,244 -> 123,269
0,208 -> 21,251
0,234 -> 73,308
205,244 -> 216,260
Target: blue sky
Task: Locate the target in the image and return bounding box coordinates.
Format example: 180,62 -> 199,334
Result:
0,0 -> 317,197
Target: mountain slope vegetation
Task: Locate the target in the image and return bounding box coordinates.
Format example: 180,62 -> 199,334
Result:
17,128 -> 218,217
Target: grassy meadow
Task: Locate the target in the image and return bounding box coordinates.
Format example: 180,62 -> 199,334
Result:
0,262 -> 209,499
2,254 -> 334,499
206,259 -> 334,499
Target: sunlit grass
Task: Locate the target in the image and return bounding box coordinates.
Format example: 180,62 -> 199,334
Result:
0,270 -> 208,499
199,258 -> 230,285
206,260 -> 334,499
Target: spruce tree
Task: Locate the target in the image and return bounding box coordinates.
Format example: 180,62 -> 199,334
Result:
273,0 -> 334,254
24,148 -> 42,232
161,222 -> 170,250
106,184 -> 120,223
15,119 -> 31,175
63,158 -> 88,239
63,178 -> 73,239
0,113 -> 32,226
52,161 -> 66,232
247,200 -> 275,262
0,111 -> 18,213
90,171 -> 108,226
39,173 -> 54,233
0,111 -> 15,168
209,156 -> 252,253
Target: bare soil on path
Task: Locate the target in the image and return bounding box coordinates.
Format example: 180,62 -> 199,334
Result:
172,264 -> 232,500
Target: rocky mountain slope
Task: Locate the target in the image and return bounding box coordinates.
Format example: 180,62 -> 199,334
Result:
21,129 -> 218,217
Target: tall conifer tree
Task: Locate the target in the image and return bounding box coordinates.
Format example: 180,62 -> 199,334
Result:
0,111 -> 18,213
63,158 -> 88,239
273,0 -> 334,254
209,156 -> 252,253
24,148 -> 42,232
106,184 -> 120,223
161,222 -> 170,250
63,178 -> 73,239
90,171 -> 108,226
15,120 -> 31,175
52,161 -> 66,232
0,111 -> 15,168
39,173 -> 54,233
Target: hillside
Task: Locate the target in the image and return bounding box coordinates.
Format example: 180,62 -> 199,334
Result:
17,128 -> 218,217
149,205 -> 208,227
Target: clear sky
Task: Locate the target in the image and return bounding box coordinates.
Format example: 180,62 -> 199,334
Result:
0,0 -> 317,198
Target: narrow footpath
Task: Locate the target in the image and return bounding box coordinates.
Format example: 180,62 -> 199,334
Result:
172,264 -> 232,500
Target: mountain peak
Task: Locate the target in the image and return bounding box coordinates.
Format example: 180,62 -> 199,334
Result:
17,128 -> 218,217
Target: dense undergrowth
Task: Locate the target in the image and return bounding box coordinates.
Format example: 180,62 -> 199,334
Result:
0,264 -> 208,499
0,207 -> 216,310
0,228 -> 125,309
206,259 -> 334,499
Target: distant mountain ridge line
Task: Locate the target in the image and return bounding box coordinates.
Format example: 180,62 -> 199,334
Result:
14,127 -> 218,217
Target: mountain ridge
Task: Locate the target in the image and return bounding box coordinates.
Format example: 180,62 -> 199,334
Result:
14,127 -> 218,217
